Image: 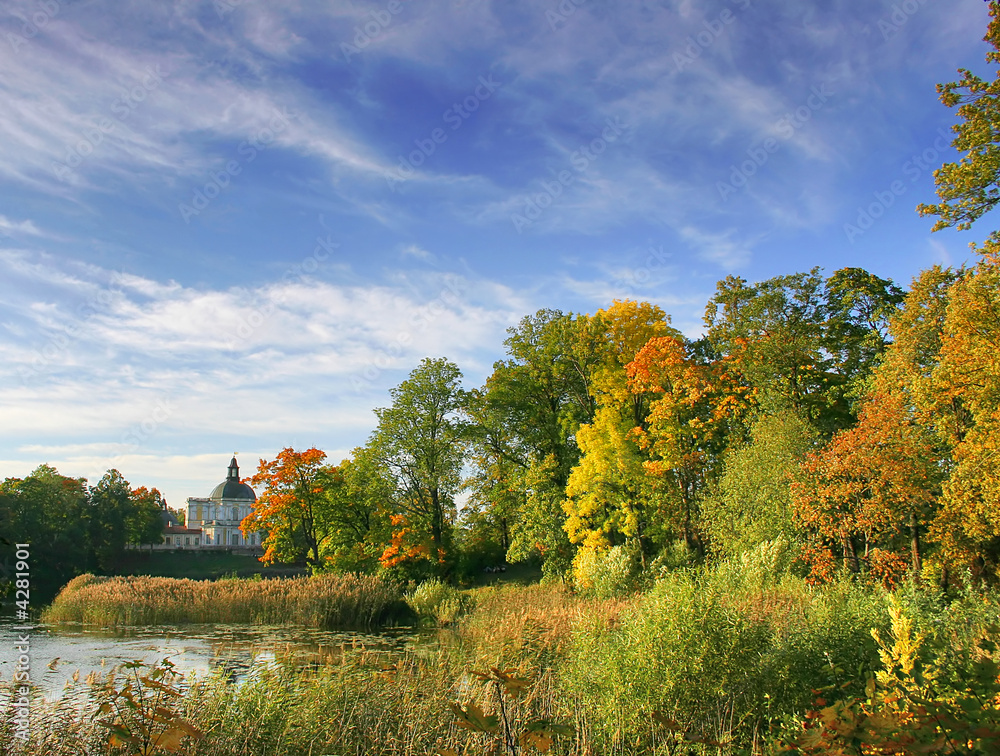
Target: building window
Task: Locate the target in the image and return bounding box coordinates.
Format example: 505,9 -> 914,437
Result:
185,537 -> 190,546
194,538 -> 199,546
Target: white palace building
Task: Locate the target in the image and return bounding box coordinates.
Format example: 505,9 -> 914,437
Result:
158,456 -> 264,550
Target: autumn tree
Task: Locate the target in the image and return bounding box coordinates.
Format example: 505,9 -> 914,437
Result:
245,447 -> 341,570
705,268 -> 902,436
563,301 -> 682,563
624,334 -> 750,554
928,250 -> 1000,577
364,357 -> 467,573
464,309 -> 594,578
792,391 -> 943,585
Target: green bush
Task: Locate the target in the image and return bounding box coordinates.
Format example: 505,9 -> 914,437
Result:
404,578 -> 466,626
573,543 -> 639,598
562,557 -> 886,752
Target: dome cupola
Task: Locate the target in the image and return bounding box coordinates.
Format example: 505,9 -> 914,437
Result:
209,455 -> 257,502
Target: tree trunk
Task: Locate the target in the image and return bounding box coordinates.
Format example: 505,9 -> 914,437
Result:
844,535 -> 860,573
910,510 -> 922,578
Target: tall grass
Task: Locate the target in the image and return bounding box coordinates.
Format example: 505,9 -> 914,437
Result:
8,562 -> 995,756
0,642 -> 580,756
42,572 -> 405,628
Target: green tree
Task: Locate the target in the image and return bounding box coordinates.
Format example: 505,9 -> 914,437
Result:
365,357 -> 467,572
127,486 -> 167,550
316,454 -> 387,573
0,465 -> 90,601
918,1 -> 1000,246
464,309 -> 593,579
700,410 -> 817,559
705,268 -> 903,436
88,469 -> 135,572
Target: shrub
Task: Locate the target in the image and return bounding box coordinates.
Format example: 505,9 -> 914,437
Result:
563,557 -> 886,752
572,543 -> 639,598
405,578 -> 466,626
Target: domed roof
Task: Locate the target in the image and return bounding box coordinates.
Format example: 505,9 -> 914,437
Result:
209,456 -> 257,502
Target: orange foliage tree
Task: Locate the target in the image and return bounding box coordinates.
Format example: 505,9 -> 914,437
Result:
244,447 -> 342,570
792,392 -> 943,585
626,335 -> 752,552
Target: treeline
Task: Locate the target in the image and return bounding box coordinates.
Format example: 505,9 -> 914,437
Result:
0,468 -> 165,600
246,252 -> 1000,589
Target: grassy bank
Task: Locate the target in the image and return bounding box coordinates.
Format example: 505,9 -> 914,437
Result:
8,554 -> 1000,755
41,572 -> 405,628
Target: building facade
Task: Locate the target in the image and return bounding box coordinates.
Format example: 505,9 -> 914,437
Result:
185,456 -> 263,549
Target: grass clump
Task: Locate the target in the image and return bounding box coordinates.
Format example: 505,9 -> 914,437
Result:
405,578 -> 466,626
42,572 -> 404,629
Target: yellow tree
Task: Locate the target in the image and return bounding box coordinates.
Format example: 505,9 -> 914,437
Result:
562,301 -> 681,562
929,249 -> 1000,577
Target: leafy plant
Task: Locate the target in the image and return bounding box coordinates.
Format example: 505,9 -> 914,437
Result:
438,667 -> 573,755
93,658 -> 203,755
777,598 -> 1000,755
405,577 -> 467,626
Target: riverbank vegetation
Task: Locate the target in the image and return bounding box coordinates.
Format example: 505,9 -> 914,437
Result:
5,559 -> 1000,755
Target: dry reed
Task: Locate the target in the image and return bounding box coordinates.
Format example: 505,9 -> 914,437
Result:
42,572 -> 405,629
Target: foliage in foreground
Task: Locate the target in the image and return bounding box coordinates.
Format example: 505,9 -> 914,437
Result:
6,567 -> 1000,756
41,572 -> 405,629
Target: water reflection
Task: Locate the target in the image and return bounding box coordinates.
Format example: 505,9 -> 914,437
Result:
0,621 -> 424,699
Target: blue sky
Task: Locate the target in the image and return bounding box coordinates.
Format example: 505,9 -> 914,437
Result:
0,0 -> 993,508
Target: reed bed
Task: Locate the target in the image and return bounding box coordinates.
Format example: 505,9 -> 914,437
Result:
457,582 -> 633,670
42,572 -> 405,628
0,635 -> 587,756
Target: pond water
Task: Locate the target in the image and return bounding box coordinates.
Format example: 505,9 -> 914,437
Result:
0,620 -> 426,699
